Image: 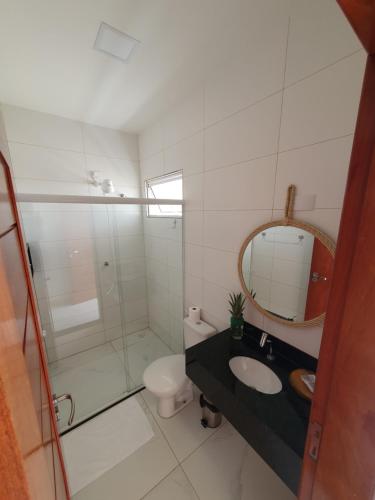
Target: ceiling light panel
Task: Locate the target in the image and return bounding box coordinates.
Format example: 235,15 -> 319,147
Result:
94,22 -> 140,62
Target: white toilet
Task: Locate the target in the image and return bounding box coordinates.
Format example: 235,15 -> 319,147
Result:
143,317 -> 216,418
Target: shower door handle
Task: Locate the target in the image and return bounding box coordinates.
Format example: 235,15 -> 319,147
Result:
53,393 -> 75,426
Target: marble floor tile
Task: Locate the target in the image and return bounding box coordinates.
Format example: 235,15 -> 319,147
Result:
142,388 -> 224,462
49,342 -> 116,377
51,347 -> 129,430
112,329 -> 173,387
63,397 -> 154,495
73,395 -> 178,500
142,466 -> 199,500
182,422 -> 296,500
49,327 -> 174,430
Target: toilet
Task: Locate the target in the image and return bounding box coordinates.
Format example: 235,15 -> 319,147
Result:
143,317 -> 216,418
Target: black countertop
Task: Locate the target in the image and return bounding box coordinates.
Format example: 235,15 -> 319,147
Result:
185,323 -> 317,494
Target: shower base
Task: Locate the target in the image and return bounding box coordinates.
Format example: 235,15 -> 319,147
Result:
48,328 -> 173,432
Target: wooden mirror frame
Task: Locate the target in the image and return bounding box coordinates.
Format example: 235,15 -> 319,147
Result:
238,185 -> 336,328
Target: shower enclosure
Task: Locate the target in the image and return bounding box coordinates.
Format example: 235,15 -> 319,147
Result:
17,194 -> 184,432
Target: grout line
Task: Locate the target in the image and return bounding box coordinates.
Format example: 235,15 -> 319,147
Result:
272,15 -> 291,212
14,175 -> 140,188
7,139 -> 139,163
138,465 -> 180,500
139,48 -> 362,162
277,132 -> 354,155
142,130 -> 354,182
140,387 -> 226,470
180,420 -> 228,466
283,48 -> 364,91
181,466 -> 202,500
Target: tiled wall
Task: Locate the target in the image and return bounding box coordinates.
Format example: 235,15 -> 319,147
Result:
139,0 -> 366,358
1,105 -> 147,362
143,216 -> 184,354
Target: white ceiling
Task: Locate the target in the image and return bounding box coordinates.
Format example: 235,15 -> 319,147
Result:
0,0 -> 285,132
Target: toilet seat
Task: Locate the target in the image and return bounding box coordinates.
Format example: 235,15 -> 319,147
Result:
143,354 -> 186,397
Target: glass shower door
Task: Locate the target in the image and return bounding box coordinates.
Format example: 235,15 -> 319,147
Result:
121,208 -> 184,387
20,201 -> 131,431
18,196 -> 184,432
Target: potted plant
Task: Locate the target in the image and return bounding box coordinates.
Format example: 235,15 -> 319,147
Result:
229,292 -> 246,340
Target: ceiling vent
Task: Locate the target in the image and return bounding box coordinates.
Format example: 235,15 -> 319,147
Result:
94,22 -> 140,63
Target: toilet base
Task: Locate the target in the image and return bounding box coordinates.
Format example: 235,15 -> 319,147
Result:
157,381 -> 194,418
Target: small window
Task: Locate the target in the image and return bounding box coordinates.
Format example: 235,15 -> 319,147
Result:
145,171 -> 182,217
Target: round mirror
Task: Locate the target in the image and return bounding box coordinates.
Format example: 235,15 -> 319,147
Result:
239,220 -> 335,327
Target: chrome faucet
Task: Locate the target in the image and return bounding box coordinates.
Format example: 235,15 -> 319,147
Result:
260,332 -> 268,347
260,332 -> 275,361
266,339 -> 275,361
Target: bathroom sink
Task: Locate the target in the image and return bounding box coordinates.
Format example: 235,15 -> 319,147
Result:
229,356 -> 282,394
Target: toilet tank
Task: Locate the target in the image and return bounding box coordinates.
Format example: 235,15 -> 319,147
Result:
183,317 -> 216,349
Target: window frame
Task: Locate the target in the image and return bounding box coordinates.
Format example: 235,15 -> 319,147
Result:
145,170 -> 183,218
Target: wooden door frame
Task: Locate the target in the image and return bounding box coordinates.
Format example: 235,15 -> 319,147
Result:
0,151 -> 70,498
299,1 -> 375,497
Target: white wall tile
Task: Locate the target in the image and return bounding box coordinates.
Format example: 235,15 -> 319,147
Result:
167,239 -> 182,270
202,281 -> 234,327
4,0 -> 365,364
45,264 -> 97,297
204,156 -> 277,211
285,0 -> 361,86
122,277 -> 147,303
119,258 -> 146,282
140,152 -> 164,182
22,210 -> 94,242
203,248 -> 239,291
8,142 -> 86,182
14,178 -> 90,196
205,93 -> 282,170
162,88 -> 204,148
203,210 -> 272,253
164,132 -> 203,176
82,124 -> 138,161
243,300 -> 264,332
184,274 -> 203,313
183,244 -> 202,281
32,239 -> 97,271
136,1 -> 366,360
272,208 -> 342,241
3,105 -> 83,151
139,121 -> 163,160
124,298 -> 148,323
184,211 -> 203,245
274,135 -> 353,209
204,12 -> 288,126
116,235 -> 145,261
103,305 -> 122,329
183,173 -> 203,211
280,51 -> 365,151
47,331 -> 106,361
85,155 -> 140,188
112,210 -> 143,237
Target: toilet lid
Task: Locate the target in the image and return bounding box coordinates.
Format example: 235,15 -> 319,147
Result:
143,354 -> 186,395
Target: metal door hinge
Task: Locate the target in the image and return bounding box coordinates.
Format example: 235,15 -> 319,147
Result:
308,421 -> 322,461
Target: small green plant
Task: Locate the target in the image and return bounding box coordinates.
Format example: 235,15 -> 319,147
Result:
228,292 -> 246,318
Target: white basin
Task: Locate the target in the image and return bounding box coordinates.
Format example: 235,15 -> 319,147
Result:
229,356 -> 282,394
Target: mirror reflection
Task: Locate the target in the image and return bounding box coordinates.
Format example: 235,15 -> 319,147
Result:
241,225 -> 334,323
